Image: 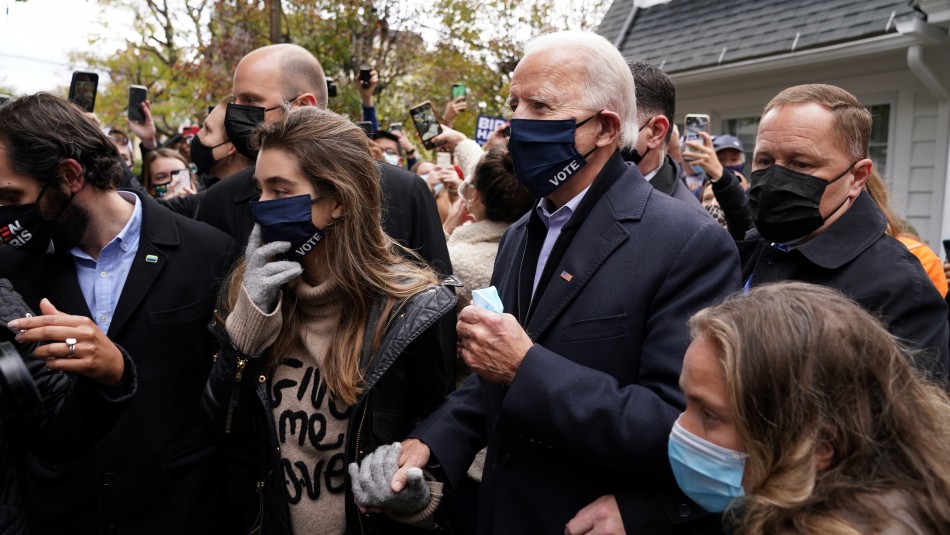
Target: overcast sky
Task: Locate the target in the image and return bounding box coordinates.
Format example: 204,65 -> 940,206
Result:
0,0 -> 118,94
0,0 -> 672,96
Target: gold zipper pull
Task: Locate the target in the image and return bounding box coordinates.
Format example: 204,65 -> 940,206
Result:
226,358 -> 249,433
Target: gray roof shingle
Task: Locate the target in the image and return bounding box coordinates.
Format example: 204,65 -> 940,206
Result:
597,0 -> 917,73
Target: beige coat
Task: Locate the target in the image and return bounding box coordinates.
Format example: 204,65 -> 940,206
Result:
447,219 -> 510,310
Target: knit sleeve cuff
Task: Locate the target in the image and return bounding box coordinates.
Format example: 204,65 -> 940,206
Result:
225,285 -> 284,356
385,480 -> 443,528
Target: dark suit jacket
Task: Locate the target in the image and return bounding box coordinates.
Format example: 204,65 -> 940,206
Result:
740,191 -> 949,379
412,153 -> 740,534
645,156 -> 701,209
0,191 -> 235,535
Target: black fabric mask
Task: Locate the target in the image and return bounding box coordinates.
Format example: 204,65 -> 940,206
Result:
749,162 -> 855,244
0,185 -> 76,255
224,102 -> 280,160
620,117 -> 654,165
621,145 -> 650,165
189,133 -> 229,176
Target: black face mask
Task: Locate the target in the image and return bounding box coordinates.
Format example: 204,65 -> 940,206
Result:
749,162 -> 855,244
190,133 -> 228,176
620,117 -> 654,165
224,102 -> 280,160
0,184 -> 77,255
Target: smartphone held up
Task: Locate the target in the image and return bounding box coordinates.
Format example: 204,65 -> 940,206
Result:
68,71 -> 99,113
359,64 -> 372,89
683,114 -> 710,145
128,85 -> 148,123
410,101 -> 442,150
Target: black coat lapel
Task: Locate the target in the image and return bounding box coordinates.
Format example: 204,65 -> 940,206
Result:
107,192 -> 178,338
44,254 -> 92,318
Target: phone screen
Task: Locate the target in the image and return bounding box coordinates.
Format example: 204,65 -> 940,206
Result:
411,102 -> 441,149
390,122 -> 403,134
436,152 -> 452,167
69,72 -> 98,113
684,115 -> 710,143
452,84 -> 466,101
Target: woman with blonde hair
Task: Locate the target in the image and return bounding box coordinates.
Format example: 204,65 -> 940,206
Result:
203,107 -> 455,534
672,281 -> 950,535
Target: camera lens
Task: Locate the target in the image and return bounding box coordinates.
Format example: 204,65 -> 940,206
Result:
0,341 -> 41,425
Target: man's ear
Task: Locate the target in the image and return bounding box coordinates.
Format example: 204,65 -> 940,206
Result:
295,93 -> 318,108
595,111 -> 622,148
646,115 -> 670,150
850,158 -> 873,197
57,159 -> 85,193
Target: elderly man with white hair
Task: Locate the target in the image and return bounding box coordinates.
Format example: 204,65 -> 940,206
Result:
351,31 -> 739,534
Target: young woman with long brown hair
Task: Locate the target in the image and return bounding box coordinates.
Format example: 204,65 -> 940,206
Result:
203,107 -> 455,535
672,281 -> 950,535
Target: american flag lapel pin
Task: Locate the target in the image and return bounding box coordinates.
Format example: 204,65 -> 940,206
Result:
560,270 -> 573,282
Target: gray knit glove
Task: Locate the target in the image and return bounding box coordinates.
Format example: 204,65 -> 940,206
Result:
349,443 -> 431,513
242,225 -> 303,313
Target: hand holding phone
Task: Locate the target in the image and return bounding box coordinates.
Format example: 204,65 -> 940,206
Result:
683,114 -> 710,146
128,86 -> 148,123
170,169 -> 193,196
451,84 -> 466,102
409,101 -> 442,150
359,64 -> 372,89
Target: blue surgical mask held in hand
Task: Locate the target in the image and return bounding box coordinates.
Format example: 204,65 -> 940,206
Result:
507,111 -> 600,198
668,420 -> 747,513
249,194 -> 326,261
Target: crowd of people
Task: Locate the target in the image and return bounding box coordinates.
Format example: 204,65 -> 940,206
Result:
0,28 -> 949,535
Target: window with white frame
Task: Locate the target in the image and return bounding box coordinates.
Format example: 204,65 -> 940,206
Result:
721,103 -> 890,175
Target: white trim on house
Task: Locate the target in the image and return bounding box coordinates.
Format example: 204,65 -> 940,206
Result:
668,33 -> 918,86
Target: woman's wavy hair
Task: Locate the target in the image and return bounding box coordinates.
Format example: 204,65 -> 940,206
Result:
689,282 -> 950,535
223,107 -> 438,405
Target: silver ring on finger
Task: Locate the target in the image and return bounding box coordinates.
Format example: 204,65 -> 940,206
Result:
65,337 -> 77,357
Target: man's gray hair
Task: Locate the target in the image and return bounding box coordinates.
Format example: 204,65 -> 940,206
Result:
522,31 -> 638,149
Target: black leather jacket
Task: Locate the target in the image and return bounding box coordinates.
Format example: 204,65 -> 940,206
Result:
202,278 -> 458,535
0,279 -> 136,535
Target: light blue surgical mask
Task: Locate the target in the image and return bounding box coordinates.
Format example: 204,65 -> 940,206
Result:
668,420 -> 747,512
